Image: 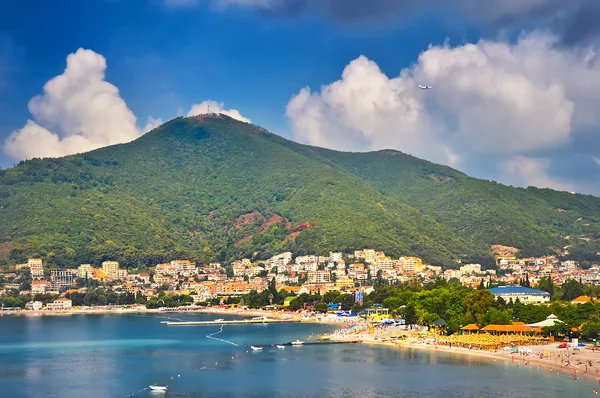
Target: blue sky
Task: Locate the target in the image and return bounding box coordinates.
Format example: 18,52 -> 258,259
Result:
0,0 -> 467,136
1,0 -> 599,195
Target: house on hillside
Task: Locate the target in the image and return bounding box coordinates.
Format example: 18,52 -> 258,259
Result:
571,296 -> 593,304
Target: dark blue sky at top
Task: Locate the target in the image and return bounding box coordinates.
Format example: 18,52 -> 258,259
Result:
0,0 -> 488,168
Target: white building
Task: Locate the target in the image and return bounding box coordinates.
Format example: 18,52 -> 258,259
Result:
377,257 -> 395,271
171,260 -> 197,274
329,252 -> 343,263
364,249 -> 376,264
296,255 -> 317,264
271,252 -> 293,267
460,263 -> 482,275
31,280 -> 50,295
25,301 -> 43,311
46,298 -> 73,310
28,258 -> 44,279
78,264 -> 93,279
304,262 -> 318,272
399,256 -> 423,273
307,270 -> 331,284
102,261 -> 120,278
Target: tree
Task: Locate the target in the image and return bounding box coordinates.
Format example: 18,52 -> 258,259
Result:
477,279 -> 485,290
484,308 -> 512,325
289,298 -> 302,311
462,290 -> 495,323
18,268 -> 32,291
323,291 -> 339,304
338,294 -> 355,311
382,296 -> 404,311
512,298 -> 523,320
561,279 -> 585,301
314,302 -> 328,313
374,270 -> 385,288
494,296 -> 507,309
68,292 -> 84,306
403,303 -> 418,327
582,322 -> 600,340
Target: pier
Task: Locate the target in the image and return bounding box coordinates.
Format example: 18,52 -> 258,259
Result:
164,318 -> 302,326
250,341 -> 360,348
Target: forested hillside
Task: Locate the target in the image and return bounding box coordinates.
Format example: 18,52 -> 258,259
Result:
1,115 -> 599,268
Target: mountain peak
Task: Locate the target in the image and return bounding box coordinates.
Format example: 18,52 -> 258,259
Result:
186,113 -> 236,123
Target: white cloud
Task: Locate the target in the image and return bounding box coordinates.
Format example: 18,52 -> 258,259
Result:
500,156 -> 574,192
3,48 -> 141,161
143,116 -> 164,133
286,56 -> 449,163
286,31 -> 600,191
187,100 -> 251,123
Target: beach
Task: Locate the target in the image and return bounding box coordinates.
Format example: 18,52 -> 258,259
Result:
324,323 -> 600,385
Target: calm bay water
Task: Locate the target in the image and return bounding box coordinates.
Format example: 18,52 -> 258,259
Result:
0,313 -> 595,397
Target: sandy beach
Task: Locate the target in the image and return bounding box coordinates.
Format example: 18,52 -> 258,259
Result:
325,325 -> 600,385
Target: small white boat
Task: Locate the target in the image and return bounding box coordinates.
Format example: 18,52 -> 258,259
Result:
291,340 -> 304,346
214,319 -> 224,322
149,385 -> 168,391
250,345 -> 262,351
276,345 -> 285,349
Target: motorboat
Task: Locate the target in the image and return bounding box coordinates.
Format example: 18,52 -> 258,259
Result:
149,385 -> 168,391
291,340 -> 304,346
214,319 -> 224,322
250,345 -> 262,351
276,345 -> 286,349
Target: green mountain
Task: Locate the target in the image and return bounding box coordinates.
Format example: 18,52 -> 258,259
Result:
1,115 -> 599,269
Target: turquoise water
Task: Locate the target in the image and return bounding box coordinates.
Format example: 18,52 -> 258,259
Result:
0,313 -> 596,397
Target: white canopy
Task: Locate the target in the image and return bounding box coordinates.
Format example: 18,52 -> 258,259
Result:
527,314 -> 562,328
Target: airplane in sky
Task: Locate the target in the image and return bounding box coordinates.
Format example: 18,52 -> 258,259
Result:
419,85 -> 432,90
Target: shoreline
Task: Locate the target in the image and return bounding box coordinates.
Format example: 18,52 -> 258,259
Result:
0,306 -> 332,323
326,333 -> 600,384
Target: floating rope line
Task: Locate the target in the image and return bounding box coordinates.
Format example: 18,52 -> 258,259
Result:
127,313 -> 184,322
206,325 -> 239,346
124,386 -> 149,397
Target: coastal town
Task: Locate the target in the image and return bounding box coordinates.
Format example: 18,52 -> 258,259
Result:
3,246 -> 600,387
0,247 -> 597,312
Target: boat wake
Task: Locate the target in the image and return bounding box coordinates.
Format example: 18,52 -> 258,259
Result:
206,325 -> 239,346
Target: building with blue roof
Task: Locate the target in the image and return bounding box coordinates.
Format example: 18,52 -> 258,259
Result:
488,286 -> 550,304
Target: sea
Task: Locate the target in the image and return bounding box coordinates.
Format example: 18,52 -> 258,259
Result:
0,313 -> 596,398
